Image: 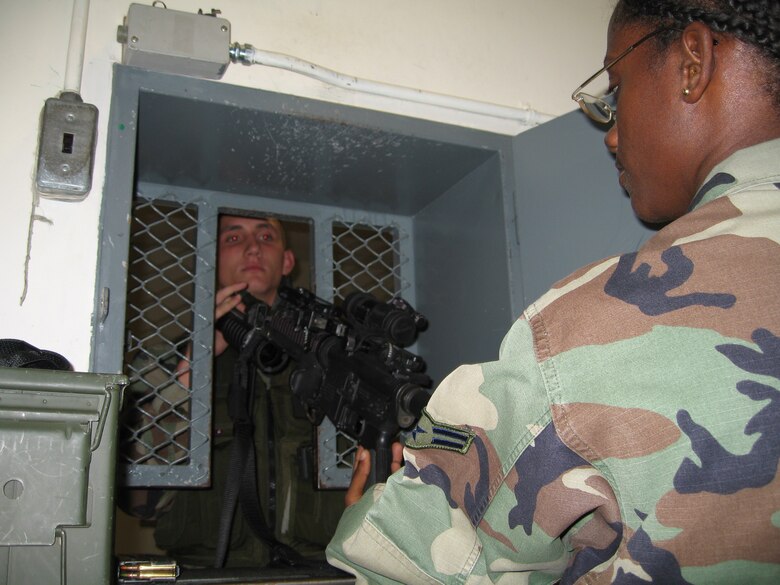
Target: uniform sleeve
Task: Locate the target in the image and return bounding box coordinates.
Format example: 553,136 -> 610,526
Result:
326,317 -> 612,584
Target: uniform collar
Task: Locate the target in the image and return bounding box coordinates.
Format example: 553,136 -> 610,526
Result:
689,137 -> 780,211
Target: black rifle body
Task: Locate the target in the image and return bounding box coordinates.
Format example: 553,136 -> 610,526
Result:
217,286 -> 432,483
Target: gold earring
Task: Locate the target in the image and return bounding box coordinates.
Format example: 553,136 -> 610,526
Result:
683,88 -> 691,96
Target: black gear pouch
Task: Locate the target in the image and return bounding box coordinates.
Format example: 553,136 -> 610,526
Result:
0,338 -> 72,370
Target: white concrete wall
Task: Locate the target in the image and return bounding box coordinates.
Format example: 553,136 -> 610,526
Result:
0,0 -> 615,371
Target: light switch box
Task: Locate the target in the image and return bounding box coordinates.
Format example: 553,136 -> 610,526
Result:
35,92 -> 99,200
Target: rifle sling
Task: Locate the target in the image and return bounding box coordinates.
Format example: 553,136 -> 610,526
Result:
214,349 -> 303,568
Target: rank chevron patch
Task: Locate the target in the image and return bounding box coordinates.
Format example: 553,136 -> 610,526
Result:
405,409 -> 475,454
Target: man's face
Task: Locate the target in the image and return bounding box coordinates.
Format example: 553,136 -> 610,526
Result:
217,216 -> 295,305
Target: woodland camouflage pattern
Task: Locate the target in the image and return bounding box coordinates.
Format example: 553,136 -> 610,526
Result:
326,138 -> 780,584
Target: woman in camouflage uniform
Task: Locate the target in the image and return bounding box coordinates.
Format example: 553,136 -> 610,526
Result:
328,1 -> 780,583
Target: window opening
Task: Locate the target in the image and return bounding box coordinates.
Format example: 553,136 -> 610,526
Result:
118,202 -> 409,490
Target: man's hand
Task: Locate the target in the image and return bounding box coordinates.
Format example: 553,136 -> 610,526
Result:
213,282 -> 248,357
345,442 -> 404,507
175,282 -> 248,387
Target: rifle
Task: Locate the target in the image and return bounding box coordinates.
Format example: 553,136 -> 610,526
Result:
216,285 -> 432,483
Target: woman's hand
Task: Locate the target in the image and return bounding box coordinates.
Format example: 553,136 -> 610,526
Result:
345,442 -> 404,507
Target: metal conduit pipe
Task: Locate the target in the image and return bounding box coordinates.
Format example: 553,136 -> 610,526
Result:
64,0 -> 91,94
229,42 -> 551,126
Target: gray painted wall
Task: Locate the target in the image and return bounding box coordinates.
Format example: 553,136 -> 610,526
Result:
413,154 -> 511,383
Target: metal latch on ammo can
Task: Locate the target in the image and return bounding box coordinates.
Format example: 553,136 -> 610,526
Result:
117,559 -> 180,582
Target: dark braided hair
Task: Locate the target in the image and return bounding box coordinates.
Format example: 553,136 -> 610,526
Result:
613,0 -> 780,102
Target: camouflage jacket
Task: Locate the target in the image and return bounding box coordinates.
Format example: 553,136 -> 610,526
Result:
326,138 -> 780,584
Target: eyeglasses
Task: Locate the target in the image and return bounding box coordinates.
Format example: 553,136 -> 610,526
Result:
571,27 -> 674,124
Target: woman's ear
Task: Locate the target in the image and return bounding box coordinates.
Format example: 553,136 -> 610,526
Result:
680,21 -> 717,103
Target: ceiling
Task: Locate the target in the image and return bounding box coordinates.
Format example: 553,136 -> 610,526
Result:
136,91 -> 497,216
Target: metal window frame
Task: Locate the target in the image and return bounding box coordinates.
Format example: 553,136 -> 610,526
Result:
102,179 -> 415,488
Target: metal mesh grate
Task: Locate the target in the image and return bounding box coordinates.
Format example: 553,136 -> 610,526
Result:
331,219 -> 407,302
317,218 -> 408,488
119,197 -> 211,479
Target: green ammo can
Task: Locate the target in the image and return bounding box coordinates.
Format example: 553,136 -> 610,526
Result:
0,367 -> 126,585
